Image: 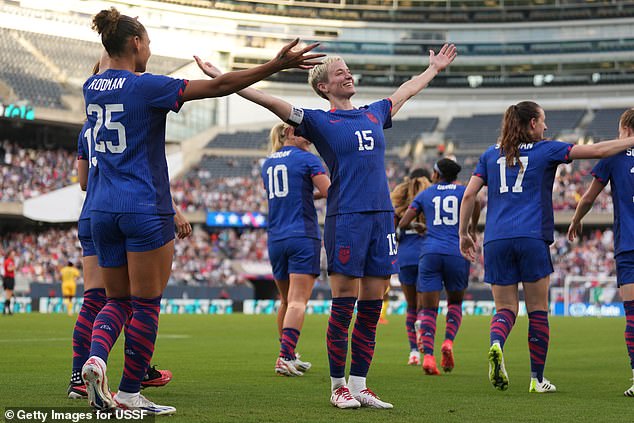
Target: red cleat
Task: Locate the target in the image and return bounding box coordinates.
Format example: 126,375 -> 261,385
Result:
422,354 -> 440,375
141,366 -> 173,388
441,340 -> 455,373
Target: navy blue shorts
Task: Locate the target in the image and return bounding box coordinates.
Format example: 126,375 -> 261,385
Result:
399,265 -> 418,286
325,211 -> 399,278
268,237 -> 321,281
484,238 -> 553,285
615,251 -> 634,287
417,254 -> 469,293
78,218 -> 96,257
91,212 -> 175,268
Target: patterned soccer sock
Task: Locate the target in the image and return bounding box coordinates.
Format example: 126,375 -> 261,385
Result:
279,327 -> 300,360
445,303 -> 463,342
490,308 -> 517,349
406,307 -> 418,351
417,308 -> 438,355
90,297 -> 132,364
350,299 -> 382,378
72,288 -> 106,375
528,310 -> 550,382
327,297 -> 356,378
119,296 -> 161,393
624,300 -> 634,371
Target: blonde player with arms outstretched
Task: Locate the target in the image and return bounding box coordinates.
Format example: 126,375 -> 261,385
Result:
196,42 -> 456,409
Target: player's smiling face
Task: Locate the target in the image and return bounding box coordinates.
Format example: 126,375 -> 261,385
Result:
323,60 -> 355,99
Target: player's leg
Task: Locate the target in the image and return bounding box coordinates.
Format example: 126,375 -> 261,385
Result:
275,279 -> 289,340
347,212 -> 397,408
115,213 -> 176,415
398,269 -> 419,364
415,254 -> 442,375
4,284 -> 13,315
616,252 -> 634,396
523,276 -> 555,393
441,255 -> 469,373
82,212 -> 131,411
520,239 -> 556,393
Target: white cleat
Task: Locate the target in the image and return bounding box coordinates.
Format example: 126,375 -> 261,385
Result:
407,350 -> 420,366
625,380 -> 634,397
529,377 -> 557,393
82,356 -> 115,411
114,392 -> 176,415
330,386 -> 361,409
294,353 -> 312,372
275,357 -> 304,377
352,388 -> 393,409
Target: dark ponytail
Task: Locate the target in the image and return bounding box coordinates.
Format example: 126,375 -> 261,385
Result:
498,101 -> 542,168
92,7 -> 146,57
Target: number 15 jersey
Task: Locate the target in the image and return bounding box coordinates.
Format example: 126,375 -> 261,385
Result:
474,140 -> 572,245
83,70 -> 187,215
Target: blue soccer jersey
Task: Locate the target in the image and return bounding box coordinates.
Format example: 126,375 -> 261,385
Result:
262,145 -> 326,241
592,151 -> 634,256
83,70 -> 187,215
294,99 -> 393,216
410,183 -> 466,257
77,121 -> 95,221
474,140 -> 572,244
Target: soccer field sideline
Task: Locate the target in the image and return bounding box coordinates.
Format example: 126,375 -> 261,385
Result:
0,314 -> 631,423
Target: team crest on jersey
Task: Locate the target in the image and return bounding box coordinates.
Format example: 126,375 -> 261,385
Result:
338,246 -> 351,265
365,112 -> 378,124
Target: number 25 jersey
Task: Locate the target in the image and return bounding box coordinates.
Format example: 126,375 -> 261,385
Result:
83,70 -> 187,215
474,140 -> 572,244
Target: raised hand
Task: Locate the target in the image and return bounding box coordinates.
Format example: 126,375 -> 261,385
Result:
429,43 -> 457,72
193,55 -> 223,78
273,38 -> 325,71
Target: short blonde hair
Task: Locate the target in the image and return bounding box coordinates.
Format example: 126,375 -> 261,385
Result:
308,56 -> 343,100
269,122 -> 290,153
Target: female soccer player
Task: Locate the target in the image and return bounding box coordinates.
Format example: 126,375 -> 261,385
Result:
263,122 -> 330,377
399,158 -> 479,375
80,8 -> 322,414
69,96 -> 188,399
567,108 -> 634,397
2,249 -> 15,315
391,168 -> 431,366
196,43 -> 456,409
60,261 -> 80,316
459,101 -> 634,394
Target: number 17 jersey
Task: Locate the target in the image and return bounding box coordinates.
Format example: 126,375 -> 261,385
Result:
474,140 -> 572,244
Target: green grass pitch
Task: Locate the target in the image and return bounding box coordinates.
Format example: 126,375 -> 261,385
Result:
0,313 -> 632,422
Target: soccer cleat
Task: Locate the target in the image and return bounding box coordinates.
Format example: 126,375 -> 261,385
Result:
441,340 -> 455,373
275,357 -> 304,377
293,353 -> 312,373
624,380 -> 634,397
67,382 -> 87,399
352,388 -> 393,409
114,392 -> 176,415
488,343 -> 509,391
82,356 -> 116,411
408,350 -> 420,366
330,386 -> 361,409
141,365 -> 172,388
529,377 -> 557,393
422,354 -> 440,375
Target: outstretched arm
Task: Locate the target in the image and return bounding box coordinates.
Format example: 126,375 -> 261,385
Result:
183,39 -> 323,102
567,178 -> 605,241
389,43 -> 457,117
194,56 -> 295,123
569,136 -> 634,160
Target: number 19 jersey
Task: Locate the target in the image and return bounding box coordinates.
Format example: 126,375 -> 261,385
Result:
294,99 -> 394,216
83,70 -> 187,215
262,146 -> 326,242
474,140 -> 572,244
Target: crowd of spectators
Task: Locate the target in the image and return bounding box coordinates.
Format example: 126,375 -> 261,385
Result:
0,140 -> 77,202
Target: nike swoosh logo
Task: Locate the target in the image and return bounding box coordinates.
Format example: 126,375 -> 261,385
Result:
329,119 -> 342,124
391,259 -> 397,265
